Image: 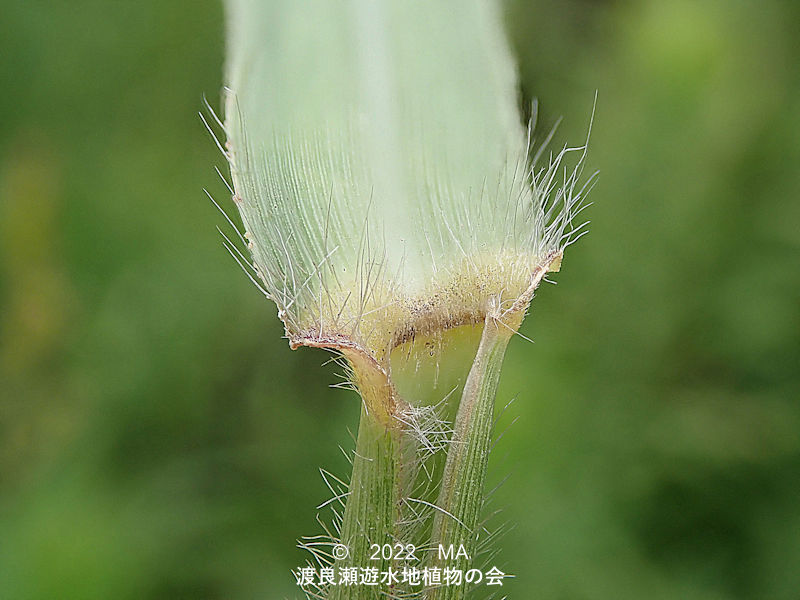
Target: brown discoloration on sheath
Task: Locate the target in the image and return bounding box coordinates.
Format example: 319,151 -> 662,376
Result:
291,333 -> 403,429
502,249 -> 561,318
287,250 -> 562,424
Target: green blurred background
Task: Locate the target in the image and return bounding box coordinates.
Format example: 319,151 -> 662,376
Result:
1,1 -> 798,598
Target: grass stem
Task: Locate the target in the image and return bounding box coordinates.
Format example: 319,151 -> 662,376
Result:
425,310 -> 518,600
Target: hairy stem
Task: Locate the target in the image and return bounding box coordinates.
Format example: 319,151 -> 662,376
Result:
328,371 -> 398,599
425,310 -> 518,600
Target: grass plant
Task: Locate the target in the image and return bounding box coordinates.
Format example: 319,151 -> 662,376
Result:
207,1 -> 594,597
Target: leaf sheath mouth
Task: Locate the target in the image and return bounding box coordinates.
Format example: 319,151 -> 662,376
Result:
287,249 -> 560,428
288,249 -> 560,358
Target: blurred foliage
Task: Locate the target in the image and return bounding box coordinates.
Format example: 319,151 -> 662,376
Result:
0,1 -> 798,598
